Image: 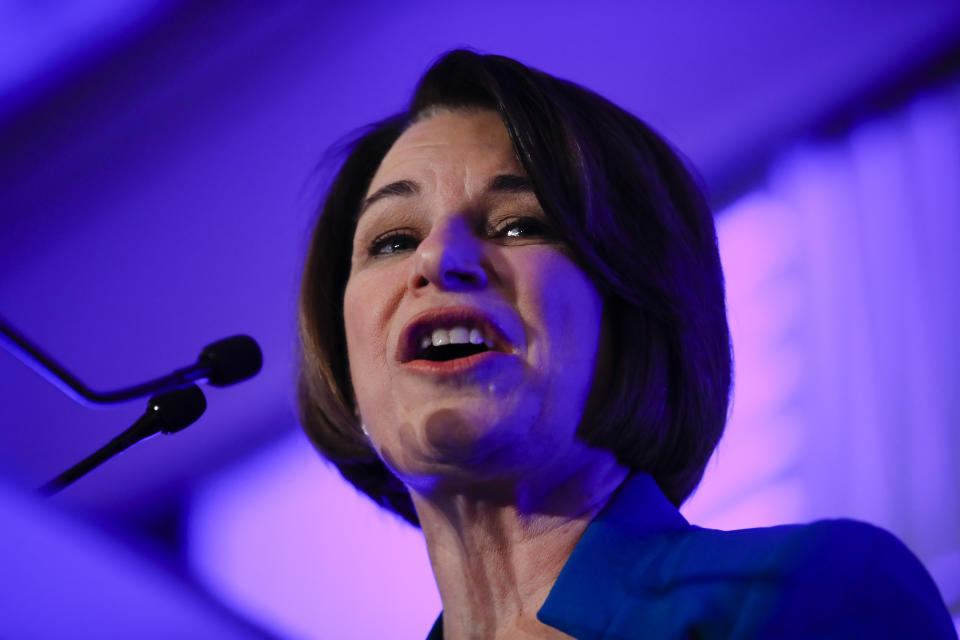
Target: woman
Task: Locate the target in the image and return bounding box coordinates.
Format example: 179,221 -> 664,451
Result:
298,51 -> 954,639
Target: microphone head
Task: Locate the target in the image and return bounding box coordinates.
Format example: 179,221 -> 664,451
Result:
149,385 -> 206,434
199,335 -> 263,386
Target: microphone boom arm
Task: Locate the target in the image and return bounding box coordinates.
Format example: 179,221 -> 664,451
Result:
0,315 -> 260,407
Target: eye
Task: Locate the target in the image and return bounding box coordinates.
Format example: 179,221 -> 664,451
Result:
368,229 -> 420,256
491,216 -> 552,240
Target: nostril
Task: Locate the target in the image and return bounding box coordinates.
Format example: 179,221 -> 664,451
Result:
443,269 -> 483,286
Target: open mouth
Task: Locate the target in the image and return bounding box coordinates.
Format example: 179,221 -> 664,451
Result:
399,308 -> 510,366
412,325 -> 495,362
417,342 -> 490,362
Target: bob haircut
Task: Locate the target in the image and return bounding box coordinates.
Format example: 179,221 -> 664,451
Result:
298,50 -> 731,526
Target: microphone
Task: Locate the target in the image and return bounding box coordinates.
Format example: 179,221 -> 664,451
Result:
0,315 -> 262,406
191,335 -> 263,387
39,385 -> 207,496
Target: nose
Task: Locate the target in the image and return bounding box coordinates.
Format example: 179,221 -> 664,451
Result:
410,216 -> 488,292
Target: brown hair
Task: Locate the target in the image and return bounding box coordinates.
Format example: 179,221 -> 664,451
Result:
298,50 -> 731,526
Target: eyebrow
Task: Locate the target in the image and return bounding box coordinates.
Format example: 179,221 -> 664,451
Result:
359,179 -> 419,216
357,173 -> 534,218
488,173 -> 534,193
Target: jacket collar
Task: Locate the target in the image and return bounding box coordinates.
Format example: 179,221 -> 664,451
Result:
536,472 -> 691,637
426,473 -> 689,639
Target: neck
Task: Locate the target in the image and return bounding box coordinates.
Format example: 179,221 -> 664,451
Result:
411,453 -> 629,640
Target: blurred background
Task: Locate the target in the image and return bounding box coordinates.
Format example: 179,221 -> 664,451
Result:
1,1 -> 959,637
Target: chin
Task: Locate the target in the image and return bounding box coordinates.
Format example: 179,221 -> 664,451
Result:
378,402 -> 538,488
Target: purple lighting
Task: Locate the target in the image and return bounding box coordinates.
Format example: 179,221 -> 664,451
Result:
0,479 -> 265,638
187,75 -> 960,637
3,3 -> 959,635
188,433 -> 441,639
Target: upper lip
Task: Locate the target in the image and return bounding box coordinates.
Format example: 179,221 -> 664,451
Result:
396,305 -> 513,363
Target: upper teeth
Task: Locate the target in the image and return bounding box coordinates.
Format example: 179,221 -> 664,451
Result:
419,326 -> 492,351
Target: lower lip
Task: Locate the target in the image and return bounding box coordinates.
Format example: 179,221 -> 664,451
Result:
400,350 -> 510,377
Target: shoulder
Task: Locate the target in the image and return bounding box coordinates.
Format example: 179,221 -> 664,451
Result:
693,518 -> 915,571
688,519 -> 956,638
543,503 -> 956,638
709,518 -> 935,597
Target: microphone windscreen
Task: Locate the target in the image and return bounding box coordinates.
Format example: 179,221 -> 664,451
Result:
200,335 -> 263,386
150,385 -> 207,434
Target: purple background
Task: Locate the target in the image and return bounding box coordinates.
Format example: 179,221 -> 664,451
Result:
1,2 -> 958,637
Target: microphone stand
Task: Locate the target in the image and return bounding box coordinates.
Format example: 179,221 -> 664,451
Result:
0,315 -> 260,494
39,385 -> 207,496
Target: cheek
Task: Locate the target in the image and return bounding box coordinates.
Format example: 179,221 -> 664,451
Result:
522,252 -> 603,366
342,267 -> 405,402
555,274 -> 603,371
343,277 -> 385,381
342,281 -> 363,355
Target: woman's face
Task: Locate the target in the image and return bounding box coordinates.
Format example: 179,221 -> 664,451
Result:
343,109 -> 605,492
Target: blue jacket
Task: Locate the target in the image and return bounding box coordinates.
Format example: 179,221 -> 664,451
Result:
427,473 -> 955,639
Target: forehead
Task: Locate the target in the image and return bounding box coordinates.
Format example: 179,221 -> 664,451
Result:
368,109 -> 522,191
